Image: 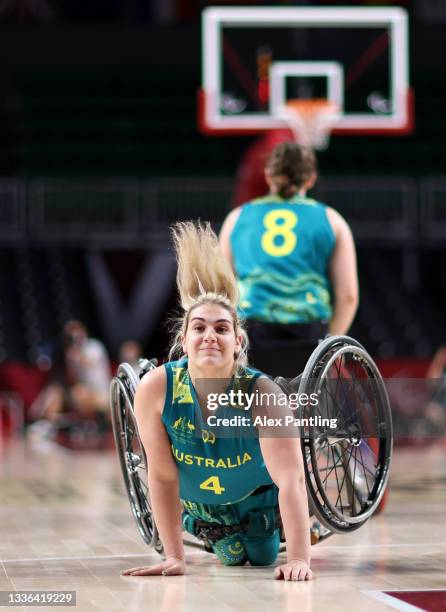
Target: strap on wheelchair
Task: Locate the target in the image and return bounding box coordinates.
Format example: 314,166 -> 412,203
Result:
193,506 -> 281,544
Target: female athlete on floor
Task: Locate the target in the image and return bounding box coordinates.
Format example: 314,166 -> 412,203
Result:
122,222 -> 313,581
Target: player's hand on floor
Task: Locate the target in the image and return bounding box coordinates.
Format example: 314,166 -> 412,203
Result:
274,559 -> 313,581
121,557 -> 185,577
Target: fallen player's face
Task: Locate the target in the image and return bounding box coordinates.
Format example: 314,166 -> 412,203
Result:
183,303 -> 240,372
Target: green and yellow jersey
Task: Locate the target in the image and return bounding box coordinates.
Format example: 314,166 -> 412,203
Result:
162,357 -> 273,505
230,195 -> 336,324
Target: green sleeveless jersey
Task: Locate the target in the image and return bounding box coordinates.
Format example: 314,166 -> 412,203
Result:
162,358 -> 273,504
230,195 -> 336,323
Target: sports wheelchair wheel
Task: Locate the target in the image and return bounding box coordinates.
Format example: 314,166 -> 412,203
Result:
292,335 -> 392,534
110,359 -> 163,553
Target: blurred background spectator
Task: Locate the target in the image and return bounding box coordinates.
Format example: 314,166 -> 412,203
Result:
119,339 -> 143,375
62,320 -> 110,418
28,320 -> 111,444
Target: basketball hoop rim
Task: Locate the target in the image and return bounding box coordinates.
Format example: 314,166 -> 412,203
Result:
280,98 -> 342,122
277,98 -> 342,150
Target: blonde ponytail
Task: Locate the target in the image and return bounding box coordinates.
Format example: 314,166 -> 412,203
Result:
168,221 -> 248,372
172,221 -> 239,311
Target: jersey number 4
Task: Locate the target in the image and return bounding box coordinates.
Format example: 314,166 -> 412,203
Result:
261,209 -> 298,257
199,476 -> 226,495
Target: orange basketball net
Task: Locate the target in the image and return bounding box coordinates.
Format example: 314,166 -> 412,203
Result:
282,98 -> 340,151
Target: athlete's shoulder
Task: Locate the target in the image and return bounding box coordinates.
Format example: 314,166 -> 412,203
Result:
220,206 -> 243,248
168,355 -> 190,367
224,205 -> 243,222
164,357 -> 191,385
252,373 -> 283,394
164,356 -> 187,370
240,364 -> 263,379
325,206 -> 351,238
135,364 -> 167,417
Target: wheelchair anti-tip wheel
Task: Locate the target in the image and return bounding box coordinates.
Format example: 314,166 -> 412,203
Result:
292,335 -> 393,534
110,359 -> 163,553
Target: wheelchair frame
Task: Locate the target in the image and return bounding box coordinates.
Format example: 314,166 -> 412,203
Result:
110,335 -> 393,552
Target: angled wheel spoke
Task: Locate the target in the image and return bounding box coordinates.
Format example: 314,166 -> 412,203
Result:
331,446 -> 344,514
351,446 -> 360,513
324,443 -> 331,490
357,443 -> 372,496
360,438 -> 379,464
334,444 -> 355,511
319,443 -> 350,484
350,448 -> 377,480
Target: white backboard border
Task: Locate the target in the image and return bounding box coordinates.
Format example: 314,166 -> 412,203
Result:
201,6 -> 411,135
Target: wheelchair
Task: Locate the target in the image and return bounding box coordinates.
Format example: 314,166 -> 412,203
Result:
110,335 -> 393,553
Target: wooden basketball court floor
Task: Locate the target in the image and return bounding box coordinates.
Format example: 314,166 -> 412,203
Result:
0,437 -> 445,612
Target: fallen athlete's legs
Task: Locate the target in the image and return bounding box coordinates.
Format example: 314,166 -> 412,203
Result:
211,529 -> 280,566
239,530 -> 280,566
181,485 -> 281,567
232,485 -> 280,566
181,502 -> 248,565
212,534 -> 247,565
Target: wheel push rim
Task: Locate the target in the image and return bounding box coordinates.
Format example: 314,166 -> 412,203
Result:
299,339 -> 392,531
110,369 -> 157,546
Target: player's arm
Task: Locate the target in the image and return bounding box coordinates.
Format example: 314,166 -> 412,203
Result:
122,367 -> 185,576
255,377 -> 313,581
326,207 -> 359,335
219,207 -> 242,270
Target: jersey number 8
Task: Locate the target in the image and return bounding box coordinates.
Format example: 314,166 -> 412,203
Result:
261,209 -> 298,257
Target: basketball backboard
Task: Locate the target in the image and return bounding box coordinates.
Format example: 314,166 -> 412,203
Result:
200,6 -> 412,136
